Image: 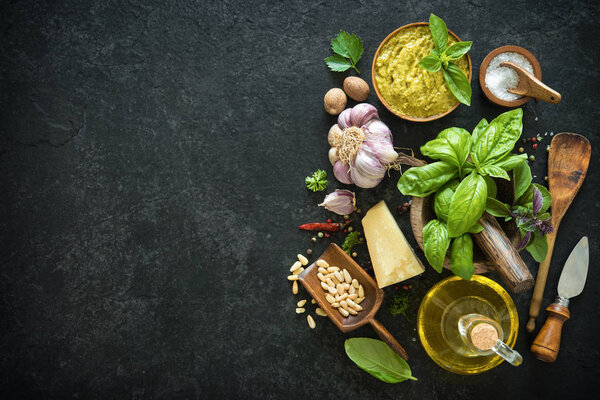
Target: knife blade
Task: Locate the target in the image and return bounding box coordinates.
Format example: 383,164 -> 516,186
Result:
557,236 -> 589,300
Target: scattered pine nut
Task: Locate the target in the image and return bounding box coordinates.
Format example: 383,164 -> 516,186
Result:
297,254 -> 309,266
287,275 -> 299,281
311,299 -> 316,304
307,315 -> 316,329
290,261 -> 302,273
292,281 -> 298,294
315,308 -> 327,317
293,267 -> 304,275
316,259 -> 329,268
297,299 -> 307,307
296,308 -> 305,314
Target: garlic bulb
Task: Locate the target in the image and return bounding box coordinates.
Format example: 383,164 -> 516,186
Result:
328,103 -> 398,188
319,189 -> 356,215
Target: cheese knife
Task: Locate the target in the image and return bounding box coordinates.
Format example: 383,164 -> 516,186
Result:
530,236 -> 589,362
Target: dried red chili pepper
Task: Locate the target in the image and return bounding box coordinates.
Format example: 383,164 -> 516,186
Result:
299,222 -> 346,232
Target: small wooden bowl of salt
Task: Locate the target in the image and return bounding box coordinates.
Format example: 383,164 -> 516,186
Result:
479,45 -> 561,107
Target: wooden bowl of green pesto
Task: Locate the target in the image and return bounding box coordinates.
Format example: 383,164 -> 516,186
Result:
372,22 -> 472,122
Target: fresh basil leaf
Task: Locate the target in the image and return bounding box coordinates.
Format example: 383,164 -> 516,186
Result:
450,234 -> 474,280
447,173 -> 487,237
472,109 -> 523,165
344,338 -> 417,383
423,219 -> 450,272
479,165 -> 510,180
434,180 -> 458,222
437,127 -> 472,168
486,197 -> 511,217
443,64 -> 471,106
444,41 -> 472,60
526,231 -> 548,262
397,161 -> 458,197
483,175 -> 497,198
419,55 -> 442,72
331,30 -> 363,63
512,204 -> 531,217
325,54 -> 352,72
463,161 -> 475,174
493,153 -> 528,171
512,161 -> 532,202
429,14 -> 449,51
471,118 -> 488,145
468,223 -> 485,233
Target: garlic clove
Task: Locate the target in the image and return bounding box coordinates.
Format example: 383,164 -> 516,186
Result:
333,160 -> 353,184
319,189 -> 356,215
350,146 -> 386,188
364,139 -> 398,165
328,124 -> 343,146
350,103 -> 379,127
364,119 -> 393,142
328,147 -> 339,166
337,108 -> 353,129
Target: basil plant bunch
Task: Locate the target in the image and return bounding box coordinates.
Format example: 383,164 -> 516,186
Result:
398,109 -> 552,280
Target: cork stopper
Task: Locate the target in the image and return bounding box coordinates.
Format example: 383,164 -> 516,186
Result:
470,323 -> 499,350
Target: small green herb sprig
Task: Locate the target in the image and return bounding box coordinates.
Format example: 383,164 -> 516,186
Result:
305,169 -> 328,192
418,14 -> 472,106
341,231 -> 362,255
325,30 -> 363,74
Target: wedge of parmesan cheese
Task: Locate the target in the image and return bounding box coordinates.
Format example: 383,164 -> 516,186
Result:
362,200 -> 425,288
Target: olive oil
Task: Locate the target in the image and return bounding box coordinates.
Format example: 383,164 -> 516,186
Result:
417,275 -> 519,374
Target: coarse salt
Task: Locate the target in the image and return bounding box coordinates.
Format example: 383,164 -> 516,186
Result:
485,52 -> 534,101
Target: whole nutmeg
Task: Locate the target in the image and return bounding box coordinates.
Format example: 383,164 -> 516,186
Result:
343,76 -> 369,101
324,88 -> 347,115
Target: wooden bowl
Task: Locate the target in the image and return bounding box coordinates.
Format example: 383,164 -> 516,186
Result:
409,179 -> 522,274
371,22 -> 472,122
479,45 -> 542,107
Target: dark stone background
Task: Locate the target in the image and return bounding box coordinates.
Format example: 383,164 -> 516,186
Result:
1,0 -> 599,399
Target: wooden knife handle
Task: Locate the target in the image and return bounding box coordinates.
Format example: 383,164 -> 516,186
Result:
527,230 -> 558,332
530,303 -> 570,362
369,319 -> 409,361
474,213 -> 534,293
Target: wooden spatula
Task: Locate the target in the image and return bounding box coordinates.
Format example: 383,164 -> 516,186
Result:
500,61 -> 561,104
526,133 -> 591,333
298,243 -> 408,360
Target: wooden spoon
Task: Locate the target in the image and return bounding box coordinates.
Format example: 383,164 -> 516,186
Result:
526,133 -> 591,333
500,62 -> 561,104
298,243 -> 408,360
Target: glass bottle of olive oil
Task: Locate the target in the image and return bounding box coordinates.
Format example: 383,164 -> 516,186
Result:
417,275 -> 520,374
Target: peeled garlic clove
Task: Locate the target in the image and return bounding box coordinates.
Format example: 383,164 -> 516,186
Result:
328,147 -> 339,166
350,103 -> 379,127
337,108 -> 353,129
328,124 -> 343,146
333,160 -> 353,184
319,189 -> 356,215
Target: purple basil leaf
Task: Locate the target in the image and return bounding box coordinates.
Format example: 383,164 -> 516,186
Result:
532,186 -> 542,215
517,231 -> 531,250
539,219 -> 555,234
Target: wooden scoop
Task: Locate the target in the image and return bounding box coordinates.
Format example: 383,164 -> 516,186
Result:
298,243 -> 408,360
526,133 -> 591,333
500,62 -> 561,104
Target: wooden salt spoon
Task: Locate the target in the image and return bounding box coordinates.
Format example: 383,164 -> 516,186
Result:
298,243 -> 409,360
500,61 -> 561,104
526,133 -> 591,333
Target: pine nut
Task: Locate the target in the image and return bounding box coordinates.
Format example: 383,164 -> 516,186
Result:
337,293 -> 348,302
296,307 -> 305,314
316,259 -> 329,268
343,269 -> 352,283
338,307 -> 349,317
336,284 -> 344,295
318,267 -> 328,274
297,254 -> 309,266
290,261 -> 302,273
326,294 -> 335,304
327,286 -> 337,295
293,267 -> 304,275
347,307 -> 358,315
334,271 -> 344,282
287,275 -> 299,281
349,286 -> 356,295
358,284 -> 364,298
340,300 -> 348,309
315,308 -> 327,317
325,278 -> 335,288
348,294 -> 358,300
352,279 -> 359,288
297,299 -> 307,307
321,282 -> 329,291
311,299 -> 316,304
327,266 -> 340,272
292,280 -> 298,294
343,283 -> 350,291
307,315 -> 316,329
317,273 -> 326,282
332,276 -> 341,285
332,302 -> 340,308
347,299 -> 362,311
355,297 -> 364,304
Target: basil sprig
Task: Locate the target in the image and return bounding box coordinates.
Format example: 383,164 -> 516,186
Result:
345,338 -> 417,383
397,108 -> 552,280
418,14 -> 472,106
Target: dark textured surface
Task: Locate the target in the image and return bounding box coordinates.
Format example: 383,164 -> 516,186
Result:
1,0 -> 599,399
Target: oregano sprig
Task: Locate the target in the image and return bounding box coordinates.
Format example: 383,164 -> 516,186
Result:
418,14 -> 472,106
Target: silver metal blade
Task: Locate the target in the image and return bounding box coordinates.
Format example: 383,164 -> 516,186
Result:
558,236 -> 589,299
